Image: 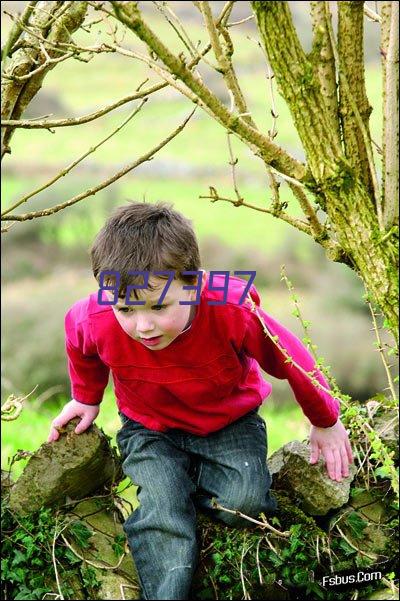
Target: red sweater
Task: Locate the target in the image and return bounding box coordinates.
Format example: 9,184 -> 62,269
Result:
65,273 -> 339,435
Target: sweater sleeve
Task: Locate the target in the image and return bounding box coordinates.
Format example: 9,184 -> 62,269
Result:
242,305 -> 340,427
65,304 -> 110,405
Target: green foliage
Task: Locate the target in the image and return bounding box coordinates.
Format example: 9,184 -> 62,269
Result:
68,520 -> 94,550
112,533 -> 126,557
279,269 -> 399,502
192,490 -> 396,600
1,496 -> 100,600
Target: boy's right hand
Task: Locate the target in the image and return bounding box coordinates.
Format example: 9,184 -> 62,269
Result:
47,399 -> 100,442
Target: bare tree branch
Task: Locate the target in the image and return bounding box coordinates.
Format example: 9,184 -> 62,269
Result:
310,1 -> 341,144
327,2 -> 381,224
1,1 -> 88,159
363,4 -> 382,23
1,80 -> 166,128
1,1 -> 38,62
337,1 -> 375,197
111,1 -> 307,182
1,108 -> 196,223
2,98 -> 148,217
199,1 -> 256,127
382,1 -> 399,229
380,2 -> 392,208
199,185 -> 311,235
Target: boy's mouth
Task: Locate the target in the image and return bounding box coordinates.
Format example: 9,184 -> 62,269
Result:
140,335 -> 163,346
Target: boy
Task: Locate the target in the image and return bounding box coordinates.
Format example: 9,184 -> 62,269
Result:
48,202 -> 353,600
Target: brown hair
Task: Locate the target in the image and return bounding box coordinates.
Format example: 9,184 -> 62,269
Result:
90,202 -> 201,297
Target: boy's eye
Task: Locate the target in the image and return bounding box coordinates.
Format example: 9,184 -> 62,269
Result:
152,305 -> 166,311
118,307 -> 133,313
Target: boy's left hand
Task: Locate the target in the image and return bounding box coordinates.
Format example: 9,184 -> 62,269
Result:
309,419 -> 354,482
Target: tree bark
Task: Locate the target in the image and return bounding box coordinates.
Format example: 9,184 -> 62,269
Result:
252,1 -> 398,343
1,1 -> 87,160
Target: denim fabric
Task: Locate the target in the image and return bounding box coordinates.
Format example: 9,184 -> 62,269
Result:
116,409 -> 277,600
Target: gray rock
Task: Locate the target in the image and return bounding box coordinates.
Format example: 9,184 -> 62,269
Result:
70,499 -> 139,600
269,440 -> 356,515
373,409 -> 399,462
9,419 -> 123,515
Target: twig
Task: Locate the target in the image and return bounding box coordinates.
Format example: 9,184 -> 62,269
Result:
263,533 -> 280,556
227,15 -> 254,27
1,81 -> 166,128
200,1 -> 255,128
288,183 -> 325,241
199,187 -> 311,234
1,108 -> 196,223
247,34 -> 278,138
2,99 -> 147,216
211,500 -> 290,537
2,49 -> 75,82
382,1 -> 399,228
266,168 -> 281,215
120,583 -> 140,600
226,131 -> 242,204
366,295 -> 398,403
239,539 -> 251,600
216,1 -> 235,27
246,292 -> 342,398
1,385 -> 38,420
280,265 -> 319,361
203,564 -> 219,599
364,5 -> 382,23
52,517 -> 67,601
1,221 -> 16,233
153,1 -> 197,61
60,533 -> 127,569
255,537 -> 263,584
335,525 -> 378,560
111,1 -> 306,181
316,535 -> 320,564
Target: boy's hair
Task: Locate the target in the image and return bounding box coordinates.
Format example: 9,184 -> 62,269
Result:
90,202 -> 201,297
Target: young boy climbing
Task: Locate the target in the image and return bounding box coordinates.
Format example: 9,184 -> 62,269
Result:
48,202 -> 353,600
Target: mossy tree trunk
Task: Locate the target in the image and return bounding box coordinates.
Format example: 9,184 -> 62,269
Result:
251,1 -> 398,342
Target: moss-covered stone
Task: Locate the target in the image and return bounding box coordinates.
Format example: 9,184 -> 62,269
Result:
9,419 -> 123,515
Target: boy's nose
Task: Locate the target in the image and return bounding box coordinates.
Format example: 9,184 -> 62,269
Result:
136,315 -> 154,334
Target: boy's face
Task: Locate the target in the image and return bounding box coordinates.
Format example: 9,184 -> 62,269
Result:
107,272 -> 207,351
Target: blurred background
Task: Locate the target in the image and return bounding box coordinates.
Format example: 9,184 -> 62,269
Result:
1,1 -> 395,491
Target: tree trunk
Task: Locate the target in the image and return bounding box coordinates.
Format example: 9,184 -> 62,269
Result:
252,1 -> 398,343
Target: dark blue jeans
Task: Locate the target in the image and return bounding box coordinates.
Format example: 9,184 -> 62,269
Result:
116,409 -> 277,600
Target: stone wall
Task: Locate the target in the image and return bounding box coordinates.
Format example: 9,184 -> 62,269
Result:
4,413 -> 399,600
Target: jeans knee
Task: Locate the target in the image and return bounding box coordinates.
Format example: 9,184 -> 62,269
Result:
217,489 -> 267,527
